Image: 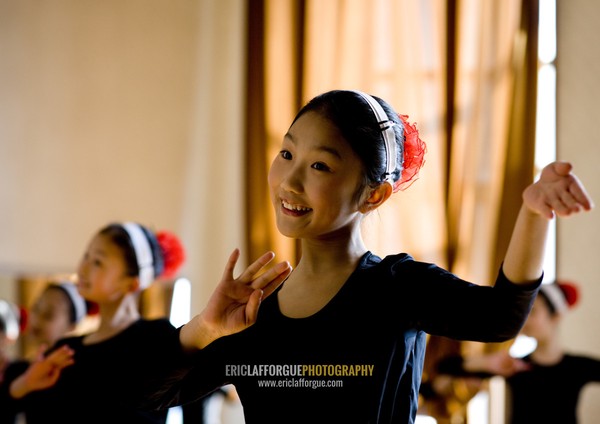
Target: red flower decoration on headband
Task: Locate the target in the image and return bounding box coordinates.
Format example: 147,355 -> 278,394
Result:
557,281 -> 579,308
18,306 -> 28,333
86,301 -> 100,316
394,114 -> 427,192
156,231 -> 186,279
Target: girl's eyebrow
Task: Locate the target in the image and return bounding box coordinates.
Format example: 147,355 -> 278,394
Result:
89,248 -> 107,258
284,132 -> 342,159
315,144 -> 342,159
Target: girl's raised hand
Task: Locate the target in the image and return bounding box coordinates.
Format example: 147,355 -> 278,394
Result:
180,249 -> 292,350
523,161 -> 594,219
9,344 -> 75,399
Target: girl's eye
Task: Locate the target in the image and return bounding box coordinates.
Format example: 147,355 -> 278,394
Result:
280,150 -> 292,160
311,162 -> 331,172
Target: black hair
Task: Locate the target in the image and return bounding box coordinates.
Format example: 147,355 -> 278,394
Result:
292,90 -> 405,196
98,223 -> 164,279
45,285 -> 78,324
537,290 -> 558,315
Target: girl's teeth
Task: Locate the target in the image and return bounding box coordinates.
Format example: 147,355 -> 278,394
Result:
282,201 -> 311,211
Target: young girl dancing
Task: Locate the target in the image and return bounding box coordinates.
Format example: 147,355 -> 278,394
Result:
141,89 -> 594,423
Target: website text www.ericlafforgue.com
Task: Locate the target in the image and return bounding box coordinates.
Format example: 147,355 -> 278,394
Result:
225,364 -> 374,390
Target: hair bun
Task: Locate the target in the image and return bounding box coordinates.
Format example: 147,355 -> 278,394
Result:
557,281 -> 579,308
156,231 -> 186,279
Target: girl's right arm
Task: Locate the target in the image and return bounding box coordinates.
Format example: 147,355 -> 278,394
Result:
8,345 -> 74,399
180,249 -> 292,351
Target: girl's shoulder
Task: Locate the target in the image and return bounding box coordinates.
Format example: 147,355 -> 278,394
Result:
129,317 -> 177,337
361,251 -> 448,277
135,317 -> 175,328
52,334 -> 86,350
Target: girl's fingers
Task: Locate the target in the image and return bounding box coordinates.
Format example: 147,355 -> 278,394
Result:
260,270 -> 292,301
49,346 -> 74,365
237,251 -> 276,283
245,289 -> 264,326
221,249 -> 241,281
553,192 -> 578,216
550,161 -> 572,177
251,262 -> 292,298
538,202 -> 555,220
568,177 -> 594,210
250,261 -> 292,290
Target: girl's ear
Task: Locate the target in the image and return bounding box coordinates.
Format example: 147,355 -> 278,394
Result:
359,182 -> 393,213
126,277 -> 141,294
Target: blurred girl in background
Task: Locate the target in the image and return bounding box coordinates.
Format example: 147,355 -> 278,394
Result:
431,281 -> 600,423
2,222 -> 186,423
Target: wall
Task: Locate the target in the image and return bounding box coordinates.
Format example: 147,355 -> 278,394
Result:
557,0 -> 600,423
0,0 -> 247,316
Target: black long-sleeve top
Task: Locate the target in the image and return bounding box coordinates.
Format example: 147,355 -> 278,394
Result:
146,252 -> 541,424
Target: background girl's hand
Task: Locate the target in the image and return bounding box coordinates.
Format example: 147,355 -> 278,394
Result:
523,161 -> 594,219
479,351 -> 530,377
181,249 -> 292,350
9,344 -> 74,399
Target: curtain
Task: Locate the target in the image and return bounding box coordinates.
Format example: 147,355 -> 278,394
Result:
245,0 -> 304,265
448,0 -> 538,285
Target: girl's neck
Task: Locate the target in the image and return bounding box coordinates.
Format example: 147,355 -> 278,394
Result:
531,334 -> 563,365
84,295 -> 141,345
298,233 -> 368,274
276,236 -> 368,319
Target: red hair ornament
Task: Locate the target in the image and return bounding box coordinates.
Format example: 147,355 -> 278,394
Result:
156,231 -> 186,279
557,281 -> 579,309
394,115 -> 427,192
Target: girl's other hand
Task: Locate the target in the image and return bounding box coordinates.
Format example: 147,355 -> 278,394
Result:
523,161 -> 594,219
181,249 -> 292,350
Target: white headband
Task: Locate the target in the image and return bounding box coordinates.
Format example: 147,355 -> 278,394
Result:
0,299 -> 20,341
351,90 -> 398,181
54,282 -> 87,324
122,222 -> 155,290
540,283 -> 568,314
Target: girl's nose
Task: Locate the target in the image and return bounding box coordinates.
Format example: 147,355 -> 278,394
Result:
281,165 -> 304,194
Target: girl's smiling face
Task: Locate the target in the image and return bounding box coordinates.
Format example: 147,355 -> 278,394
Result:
268,111 -> 369,241
76,234 -> 137,304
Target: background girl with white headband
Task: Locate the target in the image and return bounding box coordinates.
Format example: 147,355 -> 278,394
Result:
0,299 -> 21,382
431,280 -> 600,423
1,280 -> 89,424
27,281 -> 90,353
140,89 -> 594,423
2,222 -> 189,423
508,281 -> 600,423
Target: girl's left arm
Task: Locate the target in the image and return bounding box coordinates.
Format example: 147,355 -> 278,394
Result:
502,161 -> 593,284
